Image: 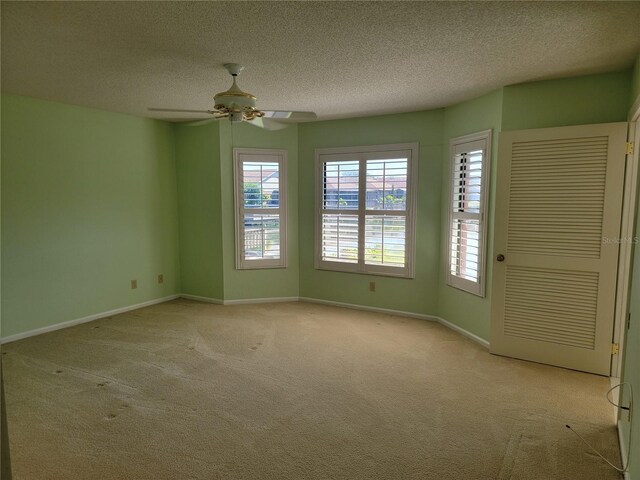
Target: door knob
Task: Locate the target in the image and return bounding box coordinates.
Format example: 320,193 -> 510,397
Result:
496,254 -> 505,262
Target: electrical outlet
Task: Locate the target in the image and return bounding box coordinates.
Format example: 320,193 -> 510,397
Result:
158,274 -> 164,284
131,279 -> 137,290
369,281 -> 376,292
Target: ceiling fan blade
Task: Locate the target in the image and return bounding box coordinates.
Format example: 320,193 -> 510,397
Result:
246,117 -> 290,131
260,111 -> 317,121
148,107 -> 218,114
184,118 -> 222,127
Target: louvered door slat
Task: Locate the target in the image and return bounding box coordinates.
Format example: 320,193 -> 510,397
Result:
504,266 -> 599,349
507,136 -> 607,259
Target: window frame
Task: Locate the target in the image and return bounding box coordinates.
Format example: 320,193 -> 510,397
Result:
446,130 -> 492,296
233,148 -> 288,270
314,143 -> 419,278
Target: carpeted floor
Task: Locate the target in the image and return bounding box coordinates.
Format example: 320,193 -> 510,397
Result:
2,300 -> 622,479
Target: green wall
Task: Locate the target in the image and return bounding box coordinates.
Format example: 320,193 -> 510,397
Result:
621,205 -> 640,478
3,63 -> 640,476
437,89 -> 503,340
298,110 -> 444,315
175,121 -> 299,301
218,121 -> 300,300
294,70 -> 633,327
2,70 -> 634,341
632,52 -> 640,106
293,70 -> 632,336
620,52 -> 640,480
502,70 -> 631,131
175,122 -> 224,300
1,94 -> 180,338
436,71 -> 631,342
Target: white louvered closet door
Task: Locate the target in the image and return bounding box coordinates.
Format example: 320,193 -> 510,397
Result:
490,123 -> 627,375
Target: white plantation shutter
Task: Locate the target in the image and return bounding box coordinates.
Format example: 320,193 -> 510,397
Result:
364,215 -> 406,267
364,158 -> 408,269
320,160 -> 359,264
447,131 -> 491,296
234,148 -> 287,269
315,144 -> 418,277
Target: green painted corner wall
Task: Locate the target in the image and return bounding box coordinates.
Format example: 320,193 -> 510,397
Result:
174,121 -> 299,302
621,216 -> 640,478
1,94 -> 180,338
632,52 -> 640,106
2,62 -> 640,475
502,70 -> 632,131
2,70 -> 635,341
298,110 -> 444,315
218,121 -> 300,300
436,71 -> 632,342
437,89 -> 503,340
175,122 -> 224,300
619,52 -> 640,480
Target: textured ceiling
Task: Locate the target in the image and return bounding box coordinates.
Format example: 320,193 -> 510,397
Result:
2,1 -> 640,122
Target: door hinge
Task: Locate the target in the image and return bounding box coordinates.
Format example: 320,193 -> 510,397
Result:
626,142 -> 634,155
611,343 -> 620,355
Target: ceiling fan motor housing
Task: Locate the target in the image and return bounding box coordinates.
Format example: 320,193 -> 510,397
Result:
213,74 -> 262,122
214,91 -> 256,110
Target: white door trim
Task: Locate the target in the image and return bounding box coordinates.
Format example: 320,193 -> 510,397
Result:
612,99 -> 640,376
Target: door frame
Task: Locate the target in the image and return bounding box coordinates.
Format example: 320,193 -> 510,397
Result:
611,98 -> 640,378
491,123 -> 627,375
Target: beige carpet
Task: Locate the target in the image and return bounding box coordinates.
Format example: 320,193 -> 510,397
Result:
2,300 -> 622,479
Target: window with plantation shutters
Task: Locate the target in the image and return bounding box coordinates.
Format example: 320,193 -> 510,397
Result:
447,131 -> 491,296
234,148 -> 287,269
315,143 -> 418,278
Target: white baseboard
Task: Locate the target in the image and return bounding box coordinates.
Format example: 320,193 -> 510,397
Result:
223,296 -> 299,305
0,294 -> 180,344
179,294 -> 224,305
434,315 -> 490,349
179,294 -> 297,305
1,293 -> 491,352
617,420 -> 631,480
298,296 -> 435,321
297,297 -> 489,349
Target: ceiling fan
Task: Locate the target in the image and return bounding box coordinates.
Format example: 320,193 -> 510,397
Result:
149,63 -> 317,130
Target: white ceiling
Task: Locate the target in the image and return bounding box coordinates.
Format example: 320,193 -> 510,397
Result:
2,1 -> 640,122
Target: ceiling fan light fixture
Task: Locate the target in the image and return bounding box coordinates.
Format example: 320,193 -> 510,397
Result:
229,111 -> 244,123
214,104 -> 265,123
